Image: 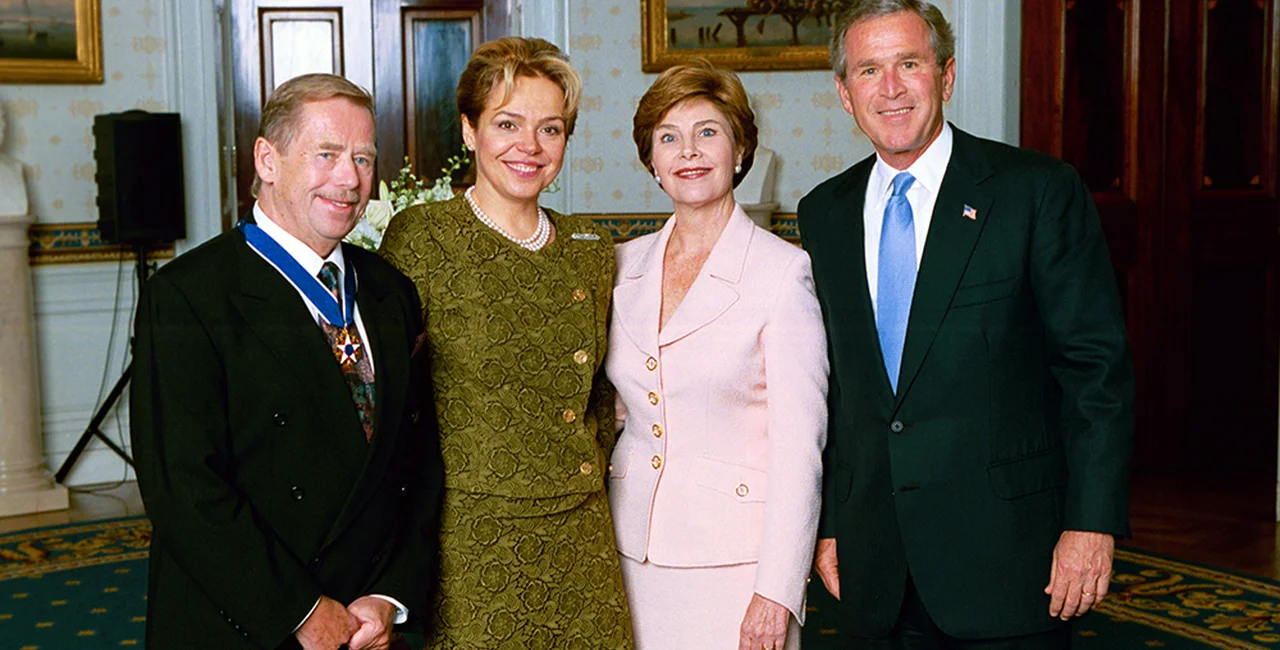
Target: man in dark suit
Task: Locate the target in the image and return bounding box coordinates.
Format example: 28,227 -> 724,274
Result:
799,1 -> 1134,647
130,73 -> 443,650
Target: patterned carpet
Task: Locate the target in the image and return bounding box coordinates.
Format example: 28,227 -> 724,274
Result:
0,518 -> 149,648
2,517 -> 1278,649
802,548 -> 1280,650
1090,549 -> 1280,649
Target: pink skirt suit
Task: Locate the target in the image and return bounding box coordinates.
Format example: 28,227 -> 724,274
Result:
606,205 -> 829,649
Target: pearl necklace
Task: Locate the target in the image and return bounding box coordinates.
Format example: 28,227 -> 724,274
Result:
465,187 -> 551,252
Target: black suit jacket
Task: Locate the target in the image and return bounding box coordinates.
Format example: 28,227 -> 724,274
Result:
130,224 -> 444,649
798,126 -> 1134,639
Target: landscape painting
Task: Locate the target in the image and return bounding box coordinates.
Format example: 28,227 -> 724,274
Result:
0,0 -> 101,83
642,0 -> 843,72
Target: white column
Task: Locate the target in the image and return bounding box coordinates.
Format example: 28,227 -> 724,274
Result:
950,0 -> 1022,145
0,144 -> 68,517
171,0 -> 231,252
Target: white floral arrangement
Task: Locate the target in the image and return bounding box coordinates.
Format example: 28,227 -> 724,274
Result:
345,150 -> 469,251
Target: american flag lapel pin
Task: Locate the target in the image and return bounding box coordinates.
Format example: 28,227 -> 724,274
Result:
963,205 -> 977,220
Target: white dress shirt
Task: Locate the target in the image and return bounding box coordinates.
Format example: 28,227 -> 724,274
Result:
863,122 -> 954,315
251,203 -> 375,374
249,203 -> 404,629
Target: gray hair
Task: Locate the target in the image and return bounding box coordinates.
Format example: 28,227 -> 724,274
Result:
252,73 -> 375,197
829,0 -> 956,80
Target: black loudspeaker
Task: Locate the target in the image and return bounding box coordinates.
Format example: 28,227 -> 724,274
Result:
94,111 -> 186,245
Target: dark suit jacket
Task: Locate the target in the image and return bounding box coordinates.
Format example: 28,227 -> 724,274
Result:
130,224 -> 444,649
798,126 -> 1134,639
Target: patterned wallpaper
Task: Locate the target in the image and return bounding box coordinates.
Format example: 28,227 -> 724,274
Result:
0,0 -> 171,228
0,0 -> 970,226
563,0 -> 955,214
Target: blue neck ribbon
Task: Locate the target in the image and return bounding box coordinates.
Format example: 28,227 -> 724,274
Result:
237,220 -> 357,328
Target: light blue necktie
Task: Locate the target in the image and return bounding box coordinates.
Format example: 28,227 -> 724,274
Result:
877,171 -> 916,393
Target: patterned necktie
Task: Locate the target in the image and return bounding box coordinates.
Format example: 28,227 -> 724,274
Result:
317,262 -> 376,442
877,171 -> 917,394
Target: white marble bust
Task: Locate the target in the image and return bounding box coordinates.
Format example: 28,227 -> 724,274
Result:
737,146 -> 778,229
0,104 -> 29,218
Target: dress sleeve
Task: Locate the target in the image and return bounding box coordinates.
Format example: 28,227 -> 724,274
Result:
751,250 -> 830,624
378,205 -> 431,314
589,221 -> 619,459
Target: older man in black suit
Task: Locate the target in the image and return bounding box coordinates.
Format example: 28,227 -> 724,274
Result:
799,1 -> 1134,648
130,73 -> 443,650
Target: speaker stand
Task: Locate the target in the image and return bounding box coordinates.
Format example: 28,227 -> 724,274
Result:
55,242 -> 153,485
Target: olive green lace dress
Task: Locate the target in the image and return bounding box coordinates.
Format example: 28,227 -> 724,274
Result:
379,195 -> 633,650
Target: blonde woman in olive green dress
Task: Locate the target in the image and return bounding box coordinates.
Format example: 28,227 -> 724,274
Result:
378,37 -> 633,649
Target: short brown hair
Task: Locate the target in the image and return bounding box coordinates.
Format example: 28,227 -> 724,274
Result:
456,37 -> 582,137
252,73 -> 374,196
632,58 -> 758,188
830,0 -> 955,81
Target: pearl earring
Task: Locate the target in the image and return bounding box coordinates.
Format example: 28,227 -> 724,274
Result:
735,164 -> 742,173
654,174 -> 662,185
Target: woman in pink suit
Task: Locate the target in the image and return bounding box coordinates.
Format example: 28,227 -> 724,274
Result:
607,59 -> 829,650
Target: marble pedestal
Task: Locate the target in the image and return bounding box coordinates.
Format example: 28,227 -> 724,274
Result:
0,159 -> 68,517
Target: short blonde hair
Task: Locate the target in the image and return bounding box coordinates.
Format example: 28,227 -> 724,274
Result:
456,37 -> 582,136
252,73 -> 374,196
632,58 -> 758,188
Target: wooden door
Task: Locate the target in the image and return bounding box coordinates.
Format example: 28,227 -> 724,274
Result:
374,0 -> 485,186
230,0 -> 373,225
230,0 -> 484,222
1170,0 -> 1280,477
1022,0 -> 1280,480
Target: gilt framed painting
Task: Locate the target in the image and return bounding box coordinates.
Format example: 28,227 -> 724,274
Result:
641,0 -> 837,72
0,0 -> 102,83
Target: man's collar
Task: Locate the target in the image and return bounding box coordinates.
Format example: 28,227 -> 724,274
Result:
870,122 -> 954,197
251,202 -> 346,278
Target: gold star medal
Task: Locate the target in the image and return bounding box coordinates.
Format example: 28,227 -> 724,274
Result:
333,328 -> 362,366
